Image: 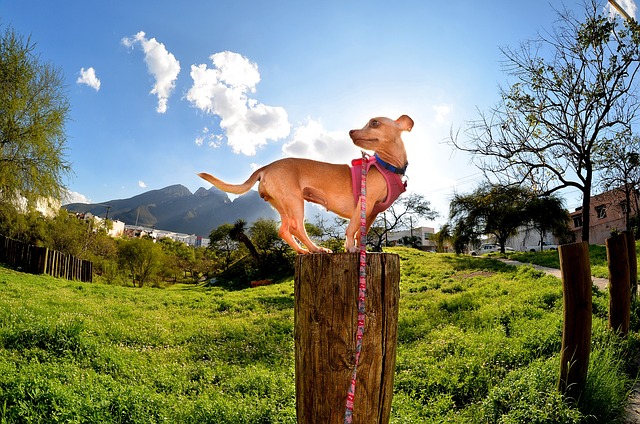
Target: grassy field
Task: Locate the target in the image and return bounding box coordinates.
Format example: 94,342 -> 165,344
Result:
0,247 -> 638,423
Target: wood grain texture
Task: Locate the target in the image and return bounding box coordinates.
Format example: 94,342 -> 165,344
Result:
295,253 -> 400,424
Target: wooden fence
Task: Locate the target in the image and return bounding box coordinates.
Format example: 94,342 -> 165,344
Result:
0,235 -> 92,282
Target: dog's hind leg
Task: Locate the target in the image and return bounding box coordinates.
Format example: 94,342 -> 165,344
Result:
273,196 -> 330,254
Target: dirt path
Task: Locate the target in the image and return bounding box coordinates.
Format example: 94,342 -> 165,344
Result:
499,259 -> 608,291
500,259 -> 640,422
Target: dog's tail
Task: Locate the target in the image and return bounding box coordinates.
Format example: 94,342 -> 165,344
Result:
197,169 -> 262,195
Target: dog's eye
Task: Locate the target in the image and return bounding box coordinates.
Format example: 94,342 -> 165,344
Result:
370,120 -> 379,127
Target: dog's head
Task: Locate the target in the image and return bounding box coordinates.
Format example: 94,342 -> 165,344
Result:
349,115 -> 413,166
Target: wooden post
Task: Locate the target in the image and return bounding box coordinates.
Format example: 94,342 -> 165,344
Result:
558,241 -> 592,400
624,230 -> 638,302
608,233 -> 631,335
295,253 -> 400,424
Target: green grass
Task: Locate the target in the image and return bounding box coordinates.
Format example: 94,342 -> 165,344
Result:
0,248 -> 637,423
507,244 -> 621,279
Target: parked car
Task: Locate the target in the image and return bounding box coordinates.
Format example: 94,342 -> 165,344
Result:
525,241 -> 558,252
471,244 -> 515,255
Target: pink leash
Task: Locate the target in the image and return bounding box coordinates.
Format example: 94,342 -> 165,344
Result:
344,151 -> 369,423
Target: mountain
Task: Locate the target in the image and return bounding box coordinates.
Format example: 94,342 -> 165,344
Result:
63,184 -> 278,236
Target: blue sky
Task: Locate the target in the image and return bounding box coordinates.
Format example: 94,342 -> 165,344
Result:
3,0 -> 637,230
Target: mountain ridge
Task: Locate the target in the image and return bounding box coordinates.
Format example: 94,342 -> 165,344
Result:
63,184 -> 277,236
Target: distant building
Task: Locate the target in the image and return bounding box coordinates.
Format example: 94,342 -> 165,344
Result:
507,226 -> 559,252
75,212 -> 125,237
386,226 -> 436,251
123,225 -> 210,247
569,189 -> 639,245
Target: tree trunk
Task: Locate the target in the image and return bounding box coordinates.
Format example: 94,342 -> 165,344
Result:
581,185 -> 591,243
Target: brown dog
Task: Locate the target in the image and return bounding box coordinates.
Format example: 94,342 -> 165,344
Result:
198,115 -> 413,254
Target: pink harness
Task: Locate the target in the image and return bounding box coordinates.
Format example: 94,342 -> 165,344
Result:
350,155 -> 407,214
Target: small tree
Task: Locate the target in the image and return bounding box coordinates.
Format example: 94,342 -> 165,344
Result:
368,193 -> 438,252
229,219 -> 260,262
208,223 -> 240,272
0,26 -> 71,209
449,184 -> 532,254
433,224 -> 452,253
526,194 -> 572,250
118,237 -> 164,287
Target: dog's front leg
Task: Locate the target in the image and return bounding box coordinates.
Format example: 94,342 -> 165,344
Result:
344,195 -> 365,252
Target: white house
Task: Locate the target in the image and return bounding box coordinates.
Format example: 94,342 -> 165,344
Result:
386,226 -> 436,251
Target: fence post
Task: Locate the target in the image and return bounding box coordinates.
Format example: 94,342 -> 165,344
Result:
558,241 -> 592,400
624,230 -> 637,302
608,233 -> 631,336
295,253 -> 400,424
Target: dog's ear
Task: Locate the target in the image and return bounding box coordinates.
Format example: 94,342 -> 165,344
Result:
396,115 -> 414,132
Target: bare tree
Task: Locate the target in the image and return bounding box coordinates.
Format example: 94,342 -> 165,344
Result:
450,1 -> 640,242
368,193 -> 438,252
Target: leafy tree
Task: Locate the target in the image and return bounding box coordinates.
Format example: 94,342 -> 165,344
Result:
249,218 -> 294,279
0,26 -> 71,210
208,223 -> 240,271
46,210 -> 99,257
449,184 -> 532,254
433,224 -> 452,253
191,247 -> 216,281
368,193 -> 438,252
449,1 -> 640,243
250,218 -> 287,254
400,235 -> 422,248
451,223 -> 476,255
229,219 -> 260,262
117,237 -> 164,287
208,219 -> 295,287
158,237 -> 196,280
0,205 -> 47,245
526,194 -> 571,250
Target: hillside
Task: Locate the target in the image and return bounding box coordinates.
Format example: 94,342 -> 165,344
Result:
64,184 -> 278,236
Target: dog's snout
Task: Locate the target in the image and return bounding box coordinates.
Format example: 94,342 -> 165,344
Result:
349,129 -> 356,136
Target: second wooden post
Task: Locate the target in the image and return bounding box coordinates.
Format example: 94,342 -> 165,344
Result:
608,233 -> 631,335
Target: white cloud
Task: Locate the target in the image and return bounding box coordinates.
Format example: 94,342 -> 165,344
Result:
122,31 -> 181,113
195,126 -> 223,147
138,180 -> 147,188
63,190 -> 91,205
282,118 -> 360,163
609,0 -> 637,19
433,104 -> 452,125
76,67 -> 101,91
186,51 -> 290,156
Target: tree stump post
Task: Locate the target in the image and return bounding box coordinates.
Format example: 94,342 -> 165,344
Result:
624,230 -> 637,302
558,241 -> 592,400
608,233 -> 631,336
295,253 -> 400,424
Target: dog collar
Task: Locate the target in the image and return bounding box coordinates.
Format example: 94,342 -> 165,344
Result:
374,154 -> 408,175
